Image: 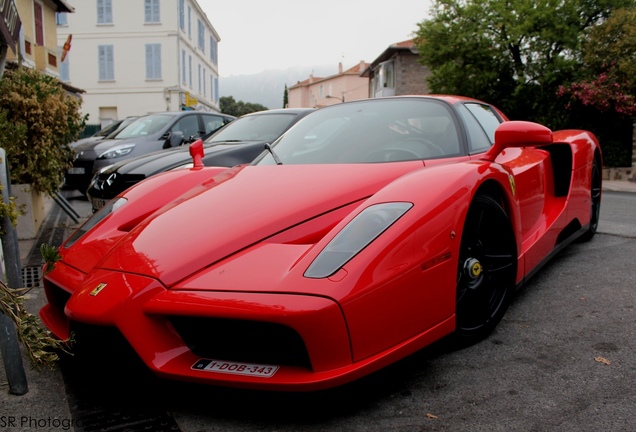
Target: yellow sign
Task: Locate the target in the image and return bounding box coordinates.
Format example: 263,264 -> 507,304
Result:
185,92 -> 198,108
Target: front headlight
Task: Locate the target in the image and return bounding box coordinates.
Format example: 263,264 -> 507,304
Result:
304,202 -> 413,278
98,144 -> 135,159
64,198 -> 127,248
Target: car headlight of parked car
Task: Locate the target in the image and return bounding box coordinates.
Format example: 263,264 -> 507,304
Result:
304,202 -> 413,278
98,144 -> 135,159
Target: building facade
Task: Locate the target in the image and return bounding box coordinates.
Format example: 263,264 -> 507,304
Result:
287,61 -> 369,108
5,0 -> 73,77
362,40 -> 430,98
56,0 -> 221,126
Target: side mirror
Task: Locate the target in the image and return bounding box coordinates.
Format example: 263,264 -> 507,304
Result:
189,139 -> 204,168
482,121 -> 552,162
165,130 -> 184,148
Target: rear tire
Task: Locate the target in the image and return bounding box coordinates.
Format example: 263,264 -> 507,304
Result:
455,194 -> 517,343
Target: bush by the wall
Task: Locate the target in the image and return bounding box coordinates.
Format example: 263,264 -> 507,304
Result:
0,65 -> 87,196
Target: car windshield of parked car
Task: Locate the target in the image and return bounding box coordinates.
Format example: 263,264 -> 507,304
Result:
206,113 -> 298,144
114,114 -> 175,139
254,99 -> 461,165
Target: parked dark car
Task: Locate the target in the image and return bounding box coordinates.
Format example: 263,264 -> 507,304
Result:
87,108 -> 315,212
69,116 -> 139,149
65,111 -> 235,194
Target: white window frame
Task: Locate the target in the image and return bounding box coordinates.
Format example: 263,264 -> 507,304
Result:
98,45 -> 115,81
145,44 -> 162,80
97,0 -> 112,24
197,19 -> 205,51
144,0 -> 160,23
178,0 -> 184,30
181,49 -> 186,84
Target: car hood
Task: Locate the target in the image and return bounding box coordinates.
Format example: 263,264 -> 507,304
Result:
94,162 -> 423,286
111,141 -> 263,176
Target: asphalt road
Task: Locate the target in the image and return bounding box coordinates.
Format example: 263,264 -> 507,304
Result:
56,191 -> 635,432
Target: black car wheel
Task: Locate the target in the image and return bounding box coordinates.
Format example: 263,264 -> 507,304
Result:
579,157 -> 602,242
455,194 -> 516,343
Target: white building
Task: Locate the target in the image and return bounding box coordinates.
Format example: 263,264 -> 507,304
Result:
56,0 -> 221,126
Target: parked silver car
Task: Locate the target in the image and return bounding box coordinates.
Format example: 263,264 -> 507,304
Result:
65,111 -> 235,194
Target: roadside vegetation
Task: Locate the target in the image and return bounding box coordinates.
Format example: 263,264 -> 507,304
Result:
415,0 -> 636,167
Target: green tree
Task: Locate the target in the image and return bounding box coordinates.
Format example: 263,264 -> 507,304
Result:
283,84 -> 289,108
559,7 -> 636,117
415,0 -> 633,125
220,96 -> 268,117
0,65 -> 86,195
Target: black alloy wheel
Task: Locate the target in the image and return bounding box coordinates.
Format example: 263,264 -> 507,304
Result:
580,157 -> 602,242
455,194 -> 517,342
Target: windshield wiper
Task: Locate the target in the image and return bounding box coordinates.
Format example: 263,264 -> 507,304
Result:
264,143 -> 283,165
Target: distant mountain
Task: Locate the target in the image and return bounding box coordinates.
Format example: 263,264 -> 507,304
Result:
219,65 -> 335,109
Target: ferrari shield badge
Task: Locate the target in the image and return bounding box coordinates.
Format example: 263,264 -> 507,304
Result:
90,283 -> 107,296
508,174 -> 516,196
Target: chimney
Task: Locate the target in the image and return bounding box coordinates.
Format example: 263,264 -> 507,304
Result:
338,62 -> 343,74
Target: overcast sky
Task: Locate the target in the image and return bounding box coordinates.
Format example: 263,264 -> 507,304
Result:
198,0 -> 433,77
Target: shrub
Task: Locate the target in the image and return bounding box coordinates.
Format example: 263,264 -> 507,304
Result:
0,65 -> 87,195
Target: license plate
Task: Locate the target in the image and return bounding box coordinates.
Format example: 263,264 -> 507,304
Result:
192,359 -> 279,378
67,167 -> 85,174
91,198 -> 107,210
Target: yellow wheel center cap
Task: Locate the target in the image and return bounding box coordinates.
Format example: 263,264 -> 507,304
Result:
470,261 -> 482,277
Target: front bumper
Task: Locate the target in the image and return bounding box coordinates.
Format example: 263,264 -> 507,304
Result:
40,263 -> 366,391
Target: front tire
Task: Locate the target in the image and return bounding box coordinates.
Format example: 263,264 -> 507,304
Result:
455,194 -> 517,343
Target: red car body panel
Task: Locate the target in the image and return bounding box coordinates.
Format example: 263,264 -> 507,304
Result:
40,96 -> 601,391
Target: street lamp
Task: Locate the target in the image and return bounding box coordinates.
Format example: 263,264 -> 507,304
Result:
326,95 -> 344,103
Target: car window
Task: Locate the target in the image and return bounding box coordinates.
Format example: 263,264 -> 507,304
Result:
116,114 -> 175,139
202,114 -> 228,135
94,120 -> 123,137
255,98 -> 461,165
208,113 -> 298,143
456,104 -> 492,153
172,115 -> 201,140
464,103 -> 502,143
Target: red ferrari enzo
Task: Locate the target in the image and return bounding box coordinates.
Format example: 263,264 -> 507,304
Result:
40,96 -> 602,391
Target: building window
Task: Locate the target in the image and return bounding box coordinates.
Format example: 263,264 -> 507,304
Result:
145,44 -> 161,79
213,77 -> 219,104
202,67 -> 206,95
34,1 -> 44,45
181,49 -> 186,84
145,0 -> 160,23
188,55 -> 192,87
197,19 -> 205,51
98,45 -> 114,80
58,46 -> 70,81
209,36 -> 217,65
178,0 -> 184,30
198,64 -> 201,93
187,6 -> 191,38
56,12 -> 68,25
210,73 -> 214,100
97,0 -> 113,24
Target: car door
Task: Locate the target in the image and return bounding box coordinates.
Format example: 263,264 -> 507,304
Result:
170,113 -> 202,142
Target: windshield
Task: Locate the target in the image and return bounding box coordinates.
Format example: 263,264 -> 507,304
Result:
105,116 -> 140,139
206,113 -> 297,143
115,114 -> 175,139
94,120 -> 123,137
254,98 -> 461,165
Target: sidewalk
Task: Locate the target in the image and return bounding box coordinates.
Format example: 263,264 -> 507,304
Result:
1,180 -> 635,430
1,191 -> 90,432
